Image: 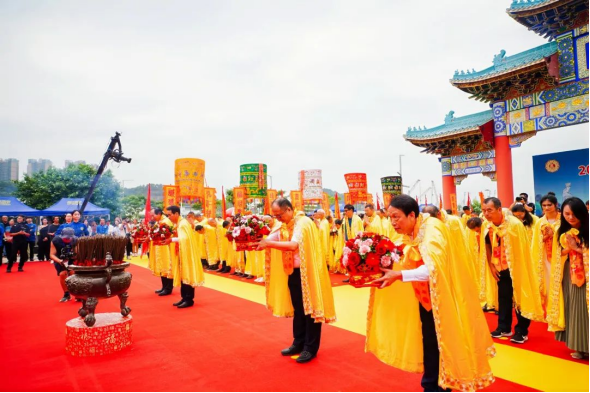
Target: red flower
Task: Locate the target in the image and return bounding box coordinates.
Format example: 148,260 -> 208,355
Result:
346,239 -> 355,249
375,241 -> 388,256
366,253 -> 380,267
381,239 -> 395,252
349,252 -> 361,265
261,226 -> 271,236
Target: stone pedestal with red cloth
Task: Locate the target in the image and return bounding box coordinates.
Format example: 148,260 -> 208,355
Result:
65,313 -> 133,357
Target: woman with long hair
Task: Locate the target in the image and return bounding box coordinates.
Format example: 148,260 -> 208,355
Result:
531,193 -> 561,303
548,197 -> 589,359
37,218 -> 50,261
511,203 -> 537,242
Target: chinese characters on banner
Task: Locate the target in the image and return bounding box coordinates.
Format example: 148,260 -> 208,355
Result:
290,190 -> 303,211
265,189 -> 278,215
382,193 -> 392,209
233,187 -> 247,214
450,193 -> 458,216
367,193 -> 373,204
299,169 -> 323,204
344,173 -> 367,203
344,193 -> 352,205
174,158 -> 206,202
322,192 -> 330,213
204,187 -> 217,218
162,185 -> 180,207
240,163 -> 267,198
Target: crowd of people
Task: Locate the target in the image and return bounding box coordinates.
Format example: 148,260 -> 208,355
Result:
2,191 -> 588,391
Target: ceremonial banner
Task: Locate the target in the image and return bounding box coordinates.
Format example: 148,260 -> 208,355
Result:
299,169 -> 323,203
439,194 -> 443,210
291,190 -> 303,211
344,193 -> 352,205
334,193 -> 341,219
450,193 -> 458,216
233,187 -> 247,214
204,187 -> 217,218
265,189 -> 278,215
222,187 -> 227,219
383,193 -> 392,209
367,193 -> 373,204
322,193 -> 330,214
381,176 -> 402,196
478,192 -> 485,205
162,185 -> 180,208
344,173 -> 367,203
240,163 -> 268,198
175,158 -> 206,202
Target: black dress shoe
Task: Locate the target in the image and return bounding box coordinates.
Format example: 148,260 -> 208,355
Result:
229,271 -> 239,275
177,302 -> 194,309
155,288 -> 164,294
17,268 -> 24,272
295,351 -> 316,363
158,290 -> 172,297
222,266 -> 232,273
281,345 -> 303,356
342,278 -> 350,283
245,275 -> 253,279
59,294 -> 71,302
173,299 -> 184,306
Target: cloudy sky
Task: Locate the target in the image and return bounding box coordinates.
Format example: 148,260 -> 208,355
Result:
2,0 -> 587,205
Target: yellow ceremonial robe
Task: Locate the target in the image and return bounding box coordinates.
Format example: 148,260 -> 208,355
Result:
441,210 -> 478,287
531,215 -> 560,303
218,225 -> 229,263
368,214 -> 495,391
318,218 -> 331,266
342,214 -> 363,241
482,212 -> 544,322
332,227 -> 346,273
172,218 -> 204,288
273,212 -> 336,323
204,224 -> 220,263
264,222 -> 295,317
148,216 -> 176,277
364,214 -> 383,235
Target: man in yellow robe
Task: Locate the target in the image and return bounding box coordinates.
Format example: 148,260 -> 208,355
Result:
341,204 -> 364,282
195,212 -> 208,268
373,195 -> 495,391
363,203 -> 383,235
481,197 -> 544,344
148,208 -> 176,296
204,218 -> 221,271
461,205 -> 472,228
316,209 -> 331,269
258,198 -> 336,364
217,220 -> 232,273
166,205 -> 204,309
263,215 -> 294,318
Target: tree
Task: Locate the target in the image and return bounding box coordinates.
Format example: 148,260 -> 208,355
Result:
14,164 -> 122,215
120,195 -> 146,219
0,181 -> 16,196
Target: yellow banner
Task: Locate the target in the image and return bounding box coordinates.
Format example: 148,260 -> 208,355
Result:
322,193 -> 330,214
450,193 -> 458,216
204,187 -> 217,218
344,193 -> 352,205
162,185 -> 180,208
291,190 -> 303,211
383,193 -> 392,209
265,189 -> 278,215
174,158 -> 205,202
233,187 -> 247,214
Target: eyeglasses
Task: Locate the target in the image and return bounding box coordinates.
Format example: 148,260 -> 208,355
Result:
272,209 -> 287,219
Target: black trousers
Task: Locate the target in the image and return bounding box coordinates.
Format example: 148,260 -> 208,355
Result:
160,276 -> 173,292
180,283 -> 195,305
497,269 -> 531,335
38,240 -> 51,261
27,241 -> 36,261
288,268 -> 322,355
2,243 -> 12,264
8,241 -> 28,270
126,237 -> 132,257
420,303 -> 445,392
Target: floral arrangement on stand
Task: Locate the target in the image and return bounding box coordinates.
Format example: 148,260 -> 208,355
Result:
342,232 -> 404,288
149,222 -> 175,246
131,224 -> 150,244
226,215 -> 271,251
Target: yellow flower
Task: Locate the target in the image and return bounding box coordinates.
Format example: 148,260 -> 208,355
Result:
559,228 -> 579,249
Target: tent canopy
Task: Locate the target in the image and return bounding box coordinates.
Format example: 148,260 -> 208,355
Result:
41,198 -> 110,216
0,196 -> 43,217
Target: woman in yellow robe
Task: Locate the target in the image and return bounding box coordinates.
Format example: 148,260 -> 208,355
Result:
374,197 -> 494,391
466,217 -> 498,310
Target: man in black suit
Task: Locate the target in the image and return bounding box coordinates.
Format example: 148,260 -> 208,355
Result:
8,215 -> 29,273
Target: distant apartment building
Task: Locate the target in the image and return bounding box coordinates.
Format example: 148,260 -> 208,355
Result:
65,160 -> 86,167
0,158 -> 19,181
27,159 -> 53,176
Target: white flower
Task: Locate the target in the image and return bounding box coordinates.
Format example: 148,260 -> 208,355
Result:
354,239 -> 362,247
359,245 -> 371,255
232,229 -> 241,237
362,239 -> 373,247
244,227 -> 253,234
391,252 -> 400,263
342,247 -> 352,256
342,255 -> 349,267
252,218 -> 258,224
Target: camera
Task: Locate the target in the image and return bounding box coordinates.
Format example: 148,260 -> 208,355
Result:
515,197 -> 523,202
60,244 -> 76,263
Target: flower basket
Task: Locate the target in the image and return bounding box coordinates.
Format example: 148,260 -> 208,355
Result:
235,240 -> 260,251
131,224 -> 150,245
226,214 -> 271,251
149,222 -> 175,246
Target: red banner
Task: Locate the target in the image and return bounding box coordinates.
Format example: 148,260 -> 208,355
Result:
163,185 -> 180,208
291,190 -> 303,211
204,187 -> 217,218
450,193 -> 458,216
265,189 -> 278,215
344,173 -> 368,203
233,187 -> 247,214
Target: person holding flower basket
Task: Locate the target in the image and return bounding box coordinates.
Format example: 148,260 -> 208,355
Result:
549,197 -> 589,360
148,208 -> 176,296
257,198 -> 336,364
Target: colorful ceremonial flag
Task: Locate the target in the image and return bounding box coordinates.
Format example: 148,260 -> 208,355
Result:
344,193 -> 352,205
367,193 -> 373,204
163,185 -> 180,208
322,192 -> 330,214
479,191 -> 485,205
300,169 -> 323,204
450,194 -> 458,216
344,173 -> 368,203
175,158 -> 206,202
334,193 -> 341,219
466,193 -> 471,209
291,190 -> 303,211
439,194 -> 443,210
222,187 -> 227,219
144,184 -> 151,225
204,187 -> 217,218
382,193 -> 392,209
425,196 -> 428,205
233,187 -> 247,214
265,189 -> 278,215
376,193 -> 381,210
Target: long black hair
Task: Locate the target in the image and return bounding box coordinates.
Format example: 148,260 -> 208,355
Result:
511,204 -> 534,227
557,197 -> 589,248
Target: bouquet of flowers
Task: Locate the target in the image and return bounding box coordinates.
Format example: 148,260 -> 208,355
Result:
342,232 -> 403,288
149,222 -> 175,246
131,224 -> 150,244
226,214 -> 271,251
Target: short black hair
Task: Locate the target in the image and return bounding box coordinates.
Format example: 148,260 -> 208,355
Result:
445,209 -> 452,215
335,219 -> 342,225
166,205 -> 180,215
483,197 -> 502,209
153,208 -> 163,215
389,195 -> 419,218
365,203 -> 375,210
273,198 -> 293,210
511,204 -> 534,227
344,204 -> 354,211
540,193 -> 558,206
222,220 -> 230,228
462,205 -> 471,211
519,192 -> 529,199
466,217 -> 482,229
195,225 -> 204,231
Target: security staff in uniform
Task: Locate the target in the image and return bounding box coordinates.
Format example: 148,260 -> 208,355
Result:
8,215 -> 29,273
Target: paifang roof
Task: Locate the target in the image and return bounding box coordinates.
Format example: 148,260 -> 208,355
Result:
508,0 -> 563,11
450,41 -> 557,84
404,110 -> 493,141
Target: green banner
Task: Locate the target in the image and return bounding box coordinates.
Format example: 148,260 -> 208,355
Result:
240,163 -> 268,198
381,176 -> 402,196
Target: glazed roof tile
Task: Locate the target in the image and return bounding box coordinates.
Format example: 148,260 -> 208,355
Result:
508,0 -> 561,10
404,110 -> 493,140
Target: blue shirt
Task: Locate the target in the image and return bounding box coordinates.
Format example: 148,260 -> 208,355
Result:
96,224 -> 109,235
56,222 -> 89,237
0,225 -> 4,246
26,223 -> 37,242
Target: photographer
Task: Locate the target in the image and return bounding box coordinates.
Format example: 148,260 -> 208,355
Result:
49,228 -> 78,302
510,192 -> 535,215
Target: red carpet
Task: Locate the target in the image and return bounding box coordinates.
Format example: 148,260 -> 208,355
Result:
0,262 -> 535,391
205,269 -> 349,288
